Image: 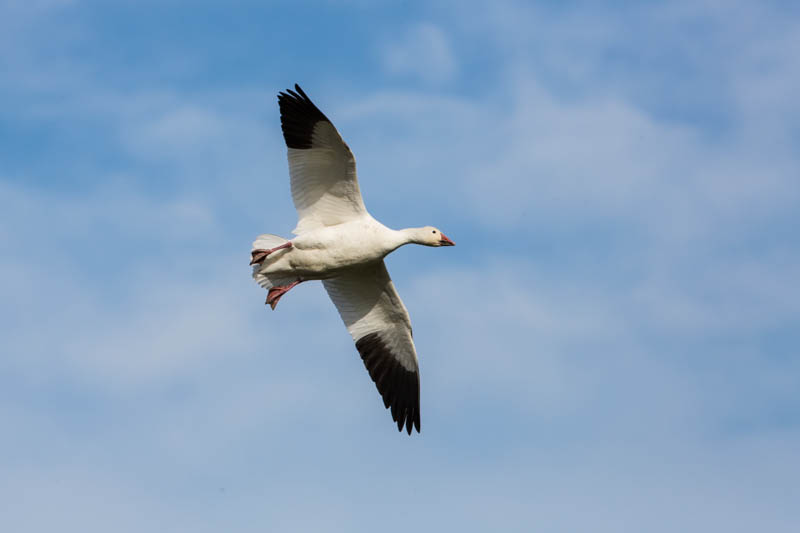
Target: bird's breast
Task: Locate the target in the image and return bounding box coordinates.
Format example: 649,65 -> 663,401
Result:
289,222 -> 392,275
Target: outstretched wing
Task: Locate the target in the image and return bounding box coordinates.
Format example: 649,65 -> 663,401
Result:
278,84 -> 368,234
322,261 -> 421,434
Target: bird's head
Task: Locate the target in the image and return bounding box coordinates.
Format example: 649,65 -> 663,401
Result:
416,226 -> 455,247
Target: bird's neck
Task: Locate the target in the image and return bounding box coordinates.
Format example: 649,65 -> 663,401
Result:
395,227 -> 425,247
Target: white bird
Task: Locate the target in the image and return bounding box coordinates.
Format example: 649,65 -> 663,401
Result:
250,85 -> 455,434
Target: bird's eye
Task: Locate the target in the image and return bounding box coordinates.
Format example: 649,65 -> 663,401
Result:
432,230 -> 436,234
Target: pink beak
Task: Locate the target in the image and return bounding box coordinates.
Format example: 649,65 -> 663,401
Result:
439,233 -> 455,246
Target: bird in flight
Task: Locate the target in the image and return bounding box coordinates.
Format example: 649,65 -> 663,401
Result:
250,84 -> 455,434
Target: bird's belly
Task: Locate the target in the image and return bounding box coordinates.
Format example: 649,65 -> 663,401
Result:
288,245 -> 382,277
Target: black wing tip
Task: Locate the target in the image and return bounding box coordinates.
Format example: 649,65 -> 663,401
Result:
293,83 -> 309,99
395,408 -> 421,435
276,83 -> 331,149
356,332 -> 421,436
276,83 -> 307,101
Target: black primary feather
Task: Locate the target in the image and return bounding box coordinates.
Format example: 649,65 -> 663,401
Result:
277,84 -> 331,149
356,332 -> 421,434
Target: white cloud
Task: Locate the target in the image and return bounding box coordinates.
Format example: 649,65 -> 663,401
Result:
381,22 -> 457,84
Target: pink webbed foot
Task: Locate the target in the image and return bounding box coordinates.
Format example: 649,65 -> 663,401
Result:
266,279 -> 302,310
250,241 -> 292,265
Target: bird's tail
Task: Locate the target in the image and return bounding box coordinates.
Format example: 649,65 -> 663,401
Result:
251,234 -> 296,290
252,233 -> 289,250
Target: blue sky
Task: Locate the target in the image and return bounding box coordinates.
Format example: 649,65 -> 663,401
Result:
2,0 -> 799,531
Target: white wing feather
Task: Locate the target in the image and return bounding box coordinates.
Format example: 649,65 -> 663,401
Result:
322,262 -> 418,372
285,113 -> 367,234
323,261 -> 421,433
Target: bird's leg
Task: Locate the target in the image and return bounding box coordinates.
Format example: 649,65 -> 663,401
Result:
266,278 -> 303,310
250,241 -> 292,265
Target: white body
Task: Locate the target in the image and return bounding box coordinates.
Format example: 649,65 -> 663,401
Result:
258,217 -> 403,279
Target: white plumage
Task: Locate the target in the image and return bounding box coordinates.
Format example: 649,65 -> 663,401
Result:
250,85 -> 454,434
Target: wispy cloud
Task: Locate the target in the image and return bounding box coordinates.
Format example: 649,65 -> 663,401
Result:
1,1 -> 799,531
381,22 -> 457,84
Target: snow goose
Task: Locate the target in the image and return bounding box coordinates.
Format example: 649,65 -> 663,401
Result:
250,84 -> 454,434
